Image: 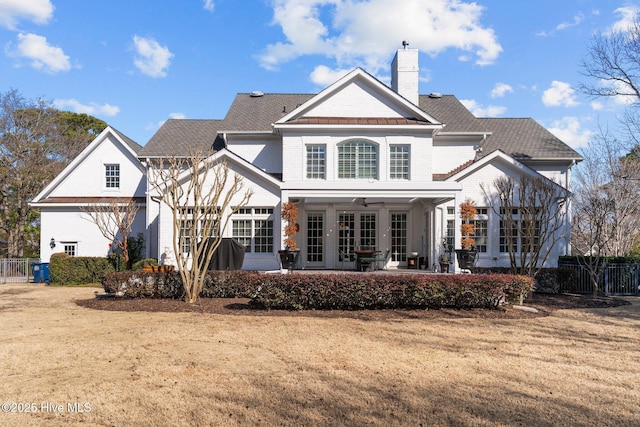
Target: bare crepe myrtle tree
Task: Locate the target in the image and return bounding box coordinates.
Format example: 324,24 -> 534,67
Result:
81,199 -> 140,269
481,175 -> 570,277
147,150 -> 252,304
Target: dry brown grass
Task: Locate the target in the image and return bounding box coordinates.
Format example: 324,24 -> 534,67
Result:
1,284 -> 639,427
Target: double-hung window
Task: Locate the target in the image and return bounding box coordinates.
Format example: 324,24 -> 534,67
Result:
471,208 -> 488,252
389,145 -> 409,179
338,140 -> 378,179
105,164 -> 120,189
232,207 -> 274,253
499,207 -> 540,253
306,145 -> 326,179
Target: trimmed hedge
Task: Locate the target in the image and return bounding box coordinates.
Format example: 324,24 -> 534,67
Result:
50,253 -> 118,285
101,270 -> 263,299
250,273 -> 533,310
101,270 -> 533,310
474,267 -> 577,294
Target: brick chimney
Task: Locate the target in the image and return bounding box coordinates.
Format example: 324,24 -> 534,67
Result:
391,41 -> 419,105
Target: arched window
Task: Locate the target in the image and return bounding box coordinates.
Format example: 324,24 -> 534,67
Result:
337,140 -> 378,179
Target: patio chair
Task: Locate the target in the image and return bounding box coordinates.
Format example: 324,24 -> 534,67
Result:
339,249 -> 355,270
371,249 -> 390,270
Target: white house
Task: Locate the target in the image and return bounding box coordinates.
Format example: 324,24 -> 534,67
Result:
30,127 -> 147,262
34,46 -> 582,271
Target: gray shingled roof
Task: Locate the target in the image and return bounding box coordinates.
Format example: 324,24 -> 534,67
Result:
223,93 -> 315,131
111,126 -> 143,154
479,118 -> 583,161
139,119 -> 224,157
418,95 -> 487,133
140,91 -> 581,162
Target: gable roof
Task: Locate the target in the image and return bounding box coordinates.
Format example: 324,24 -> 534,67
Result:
139,119 -> 225,157
275,68 -> 441,126
479,118 -> 582,161
31,126 -> 142,204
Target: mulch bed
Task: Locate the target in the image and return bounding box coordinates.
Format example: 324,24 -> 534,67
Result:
75,292 -> 631,320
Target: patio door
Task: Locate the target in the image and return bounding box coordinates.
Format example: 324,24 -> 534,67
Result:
337,212 -> 378,266
306,212 -> 324,268
390,212 -> 407,266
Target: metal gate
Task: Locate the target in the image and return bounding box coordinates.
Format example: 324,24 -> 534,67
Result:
0,258 -> 33,284
558,261 -> 640,296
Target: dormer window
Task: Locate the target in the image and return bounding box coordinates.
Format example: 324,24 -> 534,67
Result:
338,140 -> 378,179
105,164 -> 120,189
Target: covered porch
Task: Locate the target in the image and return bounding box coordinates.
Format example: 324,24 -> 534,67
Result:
281,184 -> 462,271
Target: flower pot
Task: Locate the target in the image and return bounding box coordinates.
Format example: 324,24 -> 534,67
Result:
278,249 -> 300,269
439,262 -> 450,273
455,249 -> 478,272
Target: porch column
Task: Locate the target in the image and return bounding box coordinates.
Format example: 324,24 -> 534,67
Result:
453,192 -> 461,273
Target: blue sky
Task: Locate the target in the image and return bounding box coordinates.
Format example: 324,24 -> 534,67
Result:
1,0 -> 638,150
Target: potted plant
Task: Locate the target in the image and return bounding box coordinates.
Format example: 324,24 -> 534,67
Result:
455,198 -> 478,272
438,253 -> 450,273
278,201 -> 300,269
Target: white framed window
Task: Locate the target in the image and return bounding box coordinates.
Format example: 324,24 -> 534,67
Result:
472,208 -> 488,252
306,144 -> 326,179
499,207 -> 540,253
62,242 -> 77,256
338,140 -> 378,179
178,207 -> 220,254
389,145 -> 409,179
231,207 -> 274,253
105,164 -> 120,189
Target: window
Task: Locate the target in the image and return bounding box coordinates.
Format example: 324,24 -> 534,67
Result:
389,145 -> 409,179
359,213 -> 377,249
105,164 -> 120,189
306,145 -> 326,179
231,207 -> 274,253
178,207 -> 220,254
499,208 -> 539,253
338,140 -> 377,179
472,208 -> 488,253
62,242 -> 77,256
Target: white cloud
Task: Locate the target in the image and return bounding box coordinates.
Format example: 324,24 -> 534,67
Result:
590,101 -> 604,111
258,0 -> 502,72
13,32 -> 70,73
547,116 -> 593,149
147,112 -> 187,132
610,6 -> 640,33
460,99 -> 506,117
556,13 -> 584,31
0,0 -> 53,30
132,35 -> 173,78
309,65 -> 351,86
542,81 -> 578,107
490,82 -> 513,98
203,0 -> 214,12
53,99 -> 120,117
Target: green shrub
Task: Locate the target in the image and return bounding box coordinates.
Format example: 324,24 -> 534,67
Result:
132,258 -> 158,271
250,273 -> 534,310
50,253 -> 116,285
100,270 -> 534,310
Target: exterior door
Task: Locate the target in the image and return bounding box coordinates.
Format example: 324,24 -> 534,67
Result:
306,212 -> 324,268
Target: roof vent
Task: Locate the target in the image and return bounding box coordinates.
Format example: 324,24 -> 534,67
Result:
428,92 -> 442,98
250,91 -> 264,97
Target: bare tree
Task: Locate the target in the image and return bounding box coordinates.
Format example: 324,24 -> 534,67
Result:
0,89 -> 106,257
81,199 -> 140,269
481,175 -> 570,277
147,150 -> 252,303
578,16 -> 640,101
